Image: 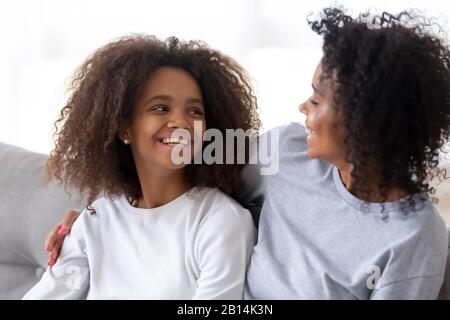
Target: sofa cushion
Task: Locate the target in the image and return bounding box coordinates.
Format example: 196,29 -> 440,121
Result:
0,142 -> 84,299
0,141 -> 449,299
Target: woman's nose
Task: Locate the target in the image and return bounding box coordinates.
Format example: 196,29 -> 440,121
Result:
299,102 -> 307,115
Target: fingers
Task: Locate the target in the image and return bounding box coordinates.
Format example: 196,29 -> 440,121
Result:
44,209 -> 81,268
47,257 -> 56,267
44,225 -> 60,253
59,210 -> 81,233
45,225 -> 61,267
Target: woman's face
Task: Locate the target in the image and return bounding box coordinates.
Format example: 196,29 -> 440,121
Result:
299,63 -> 347,164
125,67 -> 206,171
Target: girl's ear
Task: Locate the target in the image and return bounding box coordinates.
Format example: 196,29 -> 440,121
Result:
118,121 -> 132,145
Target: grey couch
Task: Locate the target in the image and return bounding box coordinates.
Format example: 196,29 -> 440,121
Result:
1,141 -> 449,299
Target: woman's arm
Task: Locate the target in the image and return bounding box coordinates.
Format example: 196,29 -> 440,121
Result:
370,216 -> 448,300
370,275 -> 444,299
45,210 -> 81,266
24,213 -> 89,299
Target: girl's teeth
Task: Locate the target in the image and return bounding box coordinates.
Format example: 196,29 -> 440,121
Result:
162,138 -> 189,146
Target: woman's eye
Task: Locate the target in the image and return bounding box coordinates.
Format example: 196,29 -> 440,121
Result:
309,99 -> 319,106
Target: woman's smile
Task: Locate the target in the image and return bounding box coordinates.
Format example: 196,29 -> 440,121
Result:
305,122 -> 317,141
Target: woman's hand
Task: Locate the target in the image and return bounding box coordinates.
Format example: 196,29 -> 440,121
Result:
44,209 -> 81,267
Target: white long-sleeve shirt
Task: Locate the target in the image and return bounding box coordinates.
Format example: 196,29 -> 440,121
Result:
23,187 -> 256,300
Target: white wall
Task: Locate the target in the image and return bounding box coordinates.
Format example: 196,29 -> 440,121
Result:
0,0 -> 449,154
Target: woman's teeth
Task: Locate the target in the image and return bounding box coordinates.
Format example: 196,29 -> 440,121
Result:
161,138 -> 189,146
306,127 -> 316,139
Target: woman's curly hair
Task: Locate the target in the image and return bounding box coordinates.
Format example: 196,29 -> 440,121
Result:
309,8 -> 450,208
46,34 -> 261,206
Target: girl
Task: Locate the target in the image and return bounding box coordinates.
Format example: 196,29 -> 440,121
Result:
23,35 -> 260,299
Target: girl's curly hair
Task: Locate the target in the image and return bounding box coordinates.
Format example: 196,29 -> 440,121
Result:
46,35 -> 261,206
308,8 -> 450,208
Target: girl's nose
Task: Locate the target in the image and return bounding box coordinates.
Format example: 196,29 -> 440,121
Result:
167,112 -> 189,129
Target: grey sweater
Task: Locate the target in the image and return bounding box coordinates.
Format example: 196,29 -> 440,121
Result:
242,122 -> 448,299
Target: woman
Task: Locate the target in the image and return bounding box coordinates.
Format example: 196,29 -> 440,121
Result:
45,8 -> 450,299
244,8 -> 450,299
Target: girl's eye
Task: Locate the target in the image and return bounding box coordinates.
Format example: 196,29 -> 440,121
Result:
309,99 -> 319,106
188,108 -> 204,116
151,105 -> 168,112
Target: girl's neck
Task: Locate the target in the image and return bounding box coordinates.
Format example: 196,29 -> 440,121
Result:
135,165 -> 190,209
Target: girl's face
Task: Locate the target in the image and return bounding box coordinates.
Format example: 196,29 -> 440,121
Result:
125,67 -> 206,171
299,63 -> 347,165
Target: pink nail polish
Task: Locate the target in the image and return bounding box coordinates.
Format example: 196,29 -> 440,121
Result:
58,226 -> 68,235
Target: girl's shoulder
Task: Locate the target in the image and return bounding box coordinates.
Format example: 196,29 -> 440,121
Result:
80,196 -> 121,215
191,187 -> 255,226
74,196 -> 122,228
191,187 -> 256,245
193,187 -> 247,212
